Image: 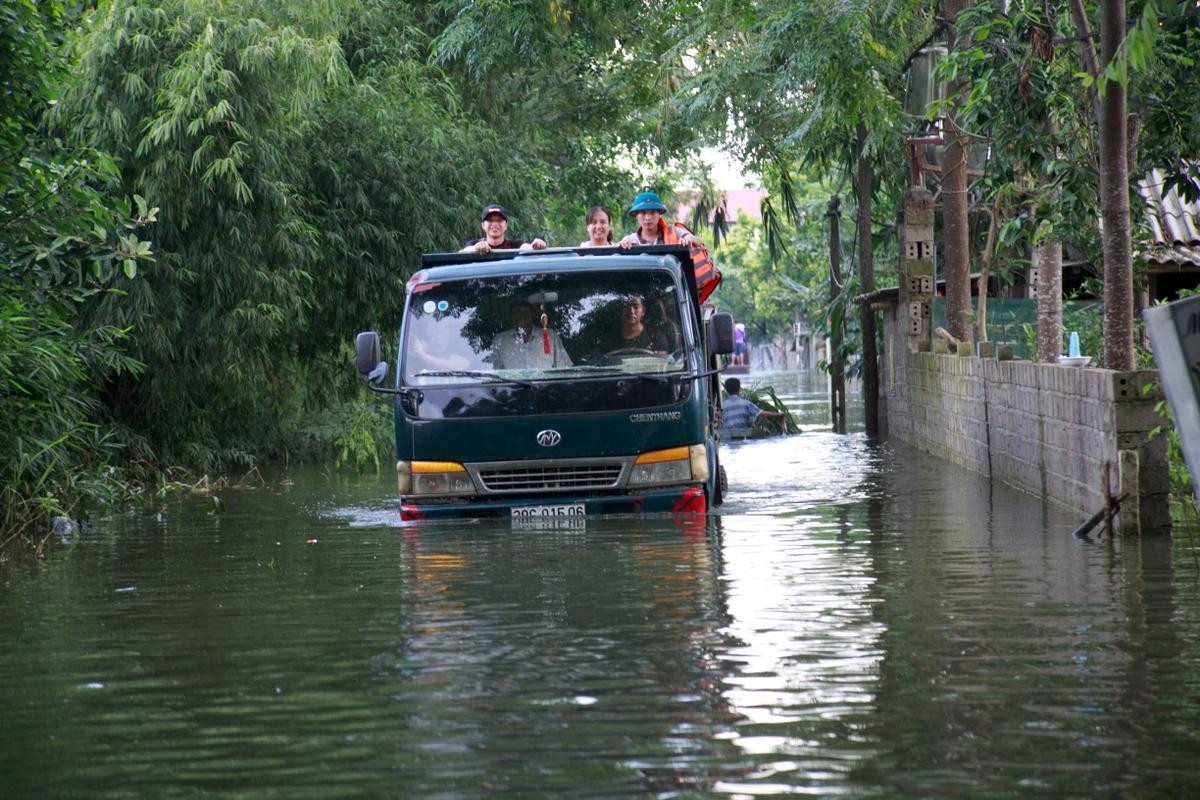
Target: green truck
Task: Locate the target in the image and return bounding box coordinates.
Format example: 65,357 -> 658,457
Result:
354,245 -> 734,524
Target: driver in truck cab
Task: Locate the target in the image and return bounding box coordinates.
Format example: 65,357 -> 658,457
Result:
489,299 -> 573,369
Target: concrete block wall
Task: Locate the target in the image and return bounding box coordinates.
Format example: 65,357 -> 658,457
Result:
882,345 -> 1170,534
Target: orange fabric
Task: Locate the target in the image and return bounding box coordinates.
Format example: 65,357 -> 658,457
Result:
669,221 -> 722,302
656,218 -> 681,244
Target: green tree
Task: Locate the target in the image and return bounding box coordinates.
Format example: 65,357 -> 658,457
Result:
669,0 -> 932,432
944,2 -> 1098,359
422,0 -> 710,242
946,1 -> 1200,368
714,176 -> 849,354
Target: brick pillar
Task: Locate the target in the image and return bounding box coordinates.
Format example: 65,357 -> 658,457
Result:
901,186 -> 936,351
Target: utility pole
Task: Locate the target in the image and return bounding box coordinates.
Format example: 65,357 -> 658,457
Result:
857,118 -> 879,438
828,195 -> 846,434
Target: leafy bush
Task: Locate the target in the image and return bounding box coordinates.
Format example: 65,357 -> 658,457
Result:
1,2 -> 154,551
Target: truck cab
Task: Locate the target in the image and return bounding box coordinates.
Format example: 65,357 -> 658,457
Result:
355,245 -> 734,523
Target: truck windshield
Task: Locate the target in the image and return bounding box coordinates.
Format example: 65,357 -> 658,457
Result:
402,270 -> 689,387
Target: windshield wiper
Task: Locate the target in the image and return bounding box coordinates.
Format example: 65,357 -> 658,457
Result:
613,364 -> 725,382
547,365 -> 624,374
616,370 -> 690,382
414,370 -> 536,388
574,366 -> 693,382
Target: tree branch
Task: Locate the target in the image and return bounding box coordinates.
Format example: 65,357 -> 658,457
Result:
1068,0 -> 1101,79
1067,0 -> 1102,132
1051,31 -> 1099,45
901,17 -> 950,75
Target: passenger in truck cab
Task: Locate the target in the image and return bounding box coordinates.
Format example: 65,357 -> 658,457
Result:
489,299 -> 572,369
578,206 -> 614,247
617,192 -> 704,250
461,204 -> 548,255
648,295 -> 682,352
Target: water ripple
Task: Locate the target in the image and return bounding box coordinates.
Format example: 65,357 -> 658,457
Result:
3,373 -> 1200,797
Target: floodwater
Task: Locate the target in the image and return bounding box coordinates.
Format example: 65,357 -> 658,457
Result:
3,372 -> 1200,798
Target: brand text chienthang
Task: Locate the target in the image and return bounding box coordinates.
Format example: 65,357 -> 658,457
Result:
629,411 -> 682,423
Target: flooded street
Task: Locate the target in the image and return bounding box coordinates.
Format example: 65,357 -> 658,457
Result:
3,372 -> 1200,797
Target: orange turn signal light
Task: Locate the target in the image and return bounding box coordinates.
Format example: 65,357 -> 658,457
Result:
634,446 -> 690,465
411,461 -> 467,473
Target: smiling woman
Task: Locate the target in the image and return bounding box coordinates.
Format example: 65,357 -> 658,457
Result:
579,206 -> 614,247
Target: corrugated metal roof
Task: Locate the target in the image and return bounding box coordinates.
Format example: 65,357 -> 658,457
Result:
1138,169 -> 1200,268
1140,243 -> 1200,268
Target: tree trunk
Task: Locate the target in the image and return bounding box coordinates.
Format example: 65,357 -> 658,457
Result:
1034,238 -> 1063,361
975,206 -> 996,344
856,118 -> 879,439
943,0 -> 972,343
1098,0 -> 1134,370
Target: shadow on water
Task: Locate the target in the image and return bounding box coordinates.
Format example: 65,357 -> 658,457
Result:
2,370 -> 1200,797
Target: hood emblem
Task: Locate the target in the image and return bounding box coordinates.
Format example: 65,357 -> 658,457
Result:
536,429 -> 562,447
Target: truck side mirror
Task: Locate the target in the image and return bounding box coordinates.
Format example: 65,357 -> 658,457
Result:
355,331 -> 385,382
707,313 -> 735,355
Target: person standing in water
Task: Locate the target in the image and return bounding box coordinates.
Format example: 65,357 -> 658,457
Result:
733,323 -> 747,366
721,378 -> 786,431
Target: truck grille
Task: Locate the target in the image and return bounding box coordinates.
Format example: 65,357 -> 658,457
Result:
472,459 -> 627,494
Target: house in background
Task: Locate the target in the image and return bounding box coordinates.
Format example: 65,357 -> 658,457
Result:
675,187 -> 767,226
1138,169 -> 1200,304
718,188 -> 767,222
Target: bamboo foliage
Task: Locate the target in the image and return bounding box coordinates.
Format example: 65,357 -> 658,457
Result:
2,1 -> 154,544
50,1 -> 543,469
53,2 -> 343,466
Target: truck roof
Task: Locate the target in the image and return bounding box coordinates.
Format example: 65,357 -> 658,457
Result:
415,245 -> 707,311
419,244 -> 694,278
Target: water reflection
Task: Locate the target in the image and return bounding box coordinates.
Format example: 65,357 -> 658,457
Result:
2,371 -> 1199,798
715,418 -> 1200,796
364,522 -> 746,795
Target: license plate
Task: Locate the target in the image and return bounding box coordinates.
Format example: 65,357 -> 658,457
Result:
511,504 -> 586,529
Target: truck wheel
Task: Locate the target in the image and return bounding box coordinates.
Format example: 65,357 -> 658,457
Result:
713,462 -> 727,506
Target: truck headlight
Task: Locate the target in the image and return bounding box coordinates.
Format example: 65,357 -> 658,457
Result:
628,444 -> 709,487
397,460 -> 476,496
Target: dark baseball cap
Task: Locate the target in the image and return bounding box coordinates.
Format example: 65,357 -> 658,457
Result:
481,204 -> 508,221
